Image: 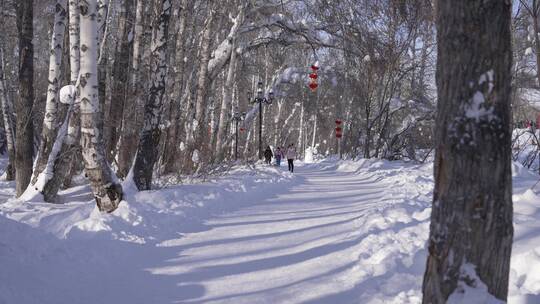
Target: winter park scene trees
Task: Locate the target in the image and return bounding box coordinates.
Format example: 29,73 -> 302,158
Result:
2,0 -> 540,303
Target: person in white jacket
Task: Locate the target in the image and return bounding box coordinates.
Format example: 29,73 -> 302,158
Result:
286,144 -> 296,173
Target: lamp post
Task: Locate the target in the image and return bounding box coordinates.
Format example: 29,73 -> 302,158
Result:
232,111 -> 246,161
250,81 -> 274,160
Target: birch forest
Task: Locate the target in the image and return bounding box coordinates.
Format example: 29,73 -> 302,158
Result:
3,0 -> 540,303
0,0 -> 439,208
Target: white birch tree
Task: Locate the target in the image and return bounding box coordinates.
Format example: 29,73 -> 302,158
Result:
28,0 -> 68,191
79,0 -> 123,212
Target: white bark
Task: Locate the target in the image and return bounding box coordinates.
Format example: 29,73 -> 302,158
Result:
29,0 -> 68,189
131,0 -> 144,88
215,38 -> 238,156
68,0 -> 80,84
79,0 -> 122,212
37,0 -> 82,202
208,6 -> 245,80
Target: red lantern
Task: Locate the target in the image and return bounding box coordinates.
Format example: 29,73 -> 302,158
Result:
309,73 -> 318,79
240,127 -> 245,132
311,65 -> 319,71
335,119 -> 343,138
309,82 -> 318,90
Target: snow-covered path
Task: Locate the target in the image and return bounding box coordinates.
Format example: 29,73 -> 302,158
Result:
2,159 -> 540,304
150,162 -> 430,303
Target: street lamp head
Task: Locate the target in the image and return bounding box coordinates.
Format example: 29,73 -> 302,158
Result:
257,81 -> 264,99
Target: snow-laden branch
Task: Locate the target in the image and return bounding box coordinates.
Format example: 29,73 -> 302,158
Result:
208,1 -> 336,80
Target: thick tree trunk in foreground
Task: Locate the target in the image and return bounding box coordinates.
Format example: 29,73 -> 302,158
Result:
79,0 -> 122,212
132,0 -> 172,191
0,49 -> 16,181
422,0 -> 513,303
30,0 -> 68,188
14,0 -> 35,197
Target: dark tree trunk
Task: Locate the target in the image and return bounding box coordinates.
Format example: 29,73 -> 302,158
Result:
161,0 -> 189,173
106,0 -> 134,161
14,0 -> 35,197
132,0 -> 172,190
116,0 -> 145,178
422,0 -> 513,303
0,49 -> 16,181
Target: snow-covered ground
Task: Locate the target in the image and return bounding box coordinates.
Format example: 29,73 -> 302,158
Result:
0,157 -> 539,303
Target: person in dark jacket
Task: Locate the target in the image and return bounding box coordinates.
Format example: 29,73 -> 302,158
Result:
264,146 -> 273,165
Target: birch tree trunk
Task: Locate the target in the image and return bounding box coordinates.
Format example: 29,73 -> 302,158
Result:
0,49 -> 16,181
14,0 -> 35,197
30,0 -> 68,187
422,0 -> 513,302
132,0 -> 172,191
68,0 -> 80,83
79,0 -> 123,212
39,0 -> 81,202
214,39 -> 237,159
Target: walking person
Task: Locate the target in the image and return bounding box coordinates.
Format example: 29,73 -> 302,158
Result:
286,144 -> 296,173
264,146 -> 273,165
275,147 -> 283,166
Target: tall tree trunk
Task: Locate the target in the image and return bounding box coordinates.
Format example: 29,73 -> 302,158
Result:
531,1 -> 540,88
422,0 -> 513,302
39,0 -> 82,202
0,49 -> 16,181
96,0 -> 109,145
215,39 -> 238,159
79,0 -> 123,212
132,0 -> 172,191
68,0 -> 80,83
185,10 -> 214,171
30,0 -> 68,188
106,0 -> 134,161
160,0 -> 189,173
14,0 -> 35,197
116,0 -> 145,178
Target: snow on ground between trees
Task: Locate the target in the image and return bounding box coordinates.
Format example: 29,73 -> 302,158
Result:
0,157 -> 539,303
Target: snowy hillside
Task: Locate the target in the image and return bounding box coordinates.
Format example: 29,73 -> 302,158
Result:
1,158 -> 539,303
